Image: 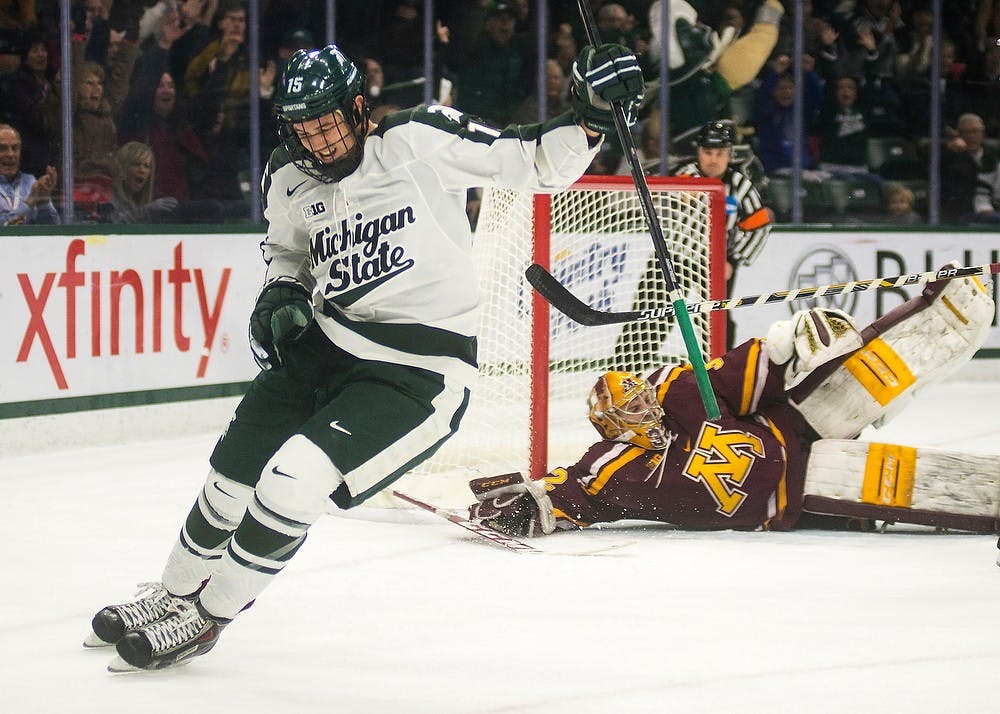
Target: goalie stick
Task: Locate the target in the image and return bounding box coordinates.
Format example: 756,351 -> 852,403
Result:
575,0 -> 721,420
526,261 -> 1000,327
391,490 -> 637,556
391,490 -> 538,553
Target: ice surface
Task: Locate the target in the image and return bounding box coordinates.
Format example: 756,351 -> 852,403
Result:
3,381 -> 1000,713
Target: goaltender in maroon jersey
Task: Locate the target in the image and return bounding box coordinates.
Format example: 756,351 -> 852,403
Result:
469,272 -> 996,540
544,338 -> 814,532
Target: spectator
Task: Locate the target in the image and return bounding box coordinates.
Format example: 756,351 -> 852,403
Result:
513,58 -> 571,123
839,0 -> 902,81
363,56 -> 386,109
450,0 -> 531,127
0,123 -> 58,225
772,0 -> 827,59
820,5 -> 905,136
885,182 -> 922,224
900,35 -> 971,137
379,0 -> 425,89
119,5 -> 198,203
753,58 -> 822,173
814,73 -> 882,182
145,0 -> 220,83
597,3 -> 629,45
4,31 -> 56,177
551,21 -> 578,79
940,113 -> 999,223
966,36 -> 1000,136
43,24 -> 138,187
895,6 -> 934,80
183,0 -> 252,206
107,141 -> 178,223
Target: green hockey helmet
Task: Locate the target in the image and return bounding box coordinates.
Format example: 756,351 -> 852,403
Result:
274,44 -> 371,182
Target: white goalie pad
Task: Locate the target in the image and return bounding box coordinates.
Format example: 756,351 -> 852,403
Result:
802,439 -> 1000,532
788,272 -> 995,439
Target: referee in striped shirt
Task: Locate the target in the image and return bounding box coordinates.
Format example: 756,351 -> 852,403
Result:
675,120 -> 772,349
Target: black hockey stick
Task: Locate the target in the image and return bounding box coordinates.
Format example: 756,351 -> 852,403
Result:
575,0 -> 720,419
527,261 -> 1000,326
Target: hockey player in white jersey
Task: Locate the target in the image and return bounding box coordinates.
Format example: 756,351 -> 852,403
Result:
84,42 -> 645,671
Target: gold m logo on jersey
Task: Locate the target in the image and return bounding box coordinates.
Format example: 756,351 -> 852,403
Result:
682,422 -> 765,517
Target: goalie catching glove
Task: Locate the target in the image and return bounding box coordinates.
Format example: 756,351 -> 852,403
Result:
570,43 -> 644,135
249,279 -> 314,370
766,308 -> 863,389
468,473 -> 555,538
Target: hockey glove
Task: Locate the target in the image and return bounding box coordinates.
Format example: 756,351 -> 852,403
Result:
468,473 -> 556,537
570,43 -> 644,135
249,279 -> 314,371
766,308 -> 863,389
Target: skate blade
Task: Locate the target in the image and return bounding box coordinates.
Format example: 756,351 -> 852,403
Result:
83,631 -> 114,648
107,656 -> 142,673
107,654 -> 198,674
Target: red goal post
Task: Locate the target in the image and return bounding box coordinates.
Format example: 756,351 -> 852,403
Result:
394,174 -> 727,507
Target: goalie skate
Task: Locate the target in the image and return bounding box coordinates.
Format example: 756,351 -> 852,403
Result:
84,582 -> 185,648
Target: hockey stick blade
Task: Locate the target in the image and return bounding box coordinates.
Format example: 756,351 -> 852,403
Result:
527,261 -> 1000,327
391,490 -> 538,553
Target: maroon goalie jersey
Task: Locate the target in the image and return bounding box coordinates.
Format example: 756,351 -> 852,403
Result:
543,339 -> 819,531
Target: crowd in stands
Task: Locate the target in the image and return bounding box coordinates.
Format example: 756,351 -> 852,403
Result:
1,0 -> 999,226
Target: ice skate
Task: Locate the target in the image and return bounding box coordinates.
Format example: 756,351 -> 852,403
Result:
84,582 -> 184,648
108,599 -> 228,672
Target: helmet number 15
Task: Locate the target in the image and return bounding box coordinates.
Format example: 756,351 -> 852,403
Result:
287,76 -> 303,93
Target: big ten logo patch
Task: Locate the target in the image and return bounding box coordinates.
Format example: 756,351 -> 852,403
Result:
682,421 -> 765,517
303,201 -> 326,219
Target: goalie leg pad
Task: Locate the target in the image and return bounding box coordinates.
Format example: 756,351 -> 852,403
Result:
788,270 -> 994,438
468,473 -> 556,537
802,439 -> 1000,532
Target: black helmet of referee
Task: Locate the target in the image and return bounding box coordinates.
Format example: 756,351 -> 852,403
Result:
695,119 -> 737,149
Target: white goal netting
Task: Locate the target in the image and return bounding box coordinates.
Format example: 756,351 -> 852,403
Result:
387,176 -> 725,507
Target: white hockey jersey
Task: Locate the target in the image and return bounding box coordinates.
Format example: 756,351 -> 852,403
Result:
260,105 -> 599,385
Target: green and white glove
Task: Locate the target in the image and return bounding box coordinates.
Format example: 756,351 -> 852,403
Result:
249,279 -> 314,370
570,43 -> 644,135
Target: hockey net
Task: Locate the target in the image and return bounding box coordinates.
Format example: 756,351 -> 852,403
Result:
388,175 -> 726,507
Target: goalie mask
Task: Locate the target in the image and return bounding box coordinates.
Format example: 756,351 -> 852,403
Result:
274,44 -> 371,183
589,372 -> 669,450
